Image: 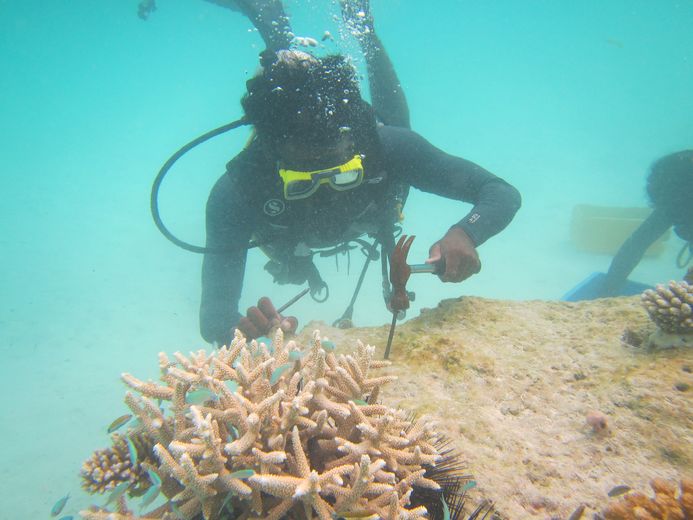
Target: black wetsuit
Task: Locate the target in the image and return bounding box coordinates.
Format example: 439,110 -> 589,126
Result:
603,208 -> 693,295
602,209 -> 673,295
200,125 -> 521,344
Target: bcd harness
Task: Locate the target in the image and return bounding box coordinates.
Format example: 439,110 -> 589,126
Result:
151,118 -> 411,327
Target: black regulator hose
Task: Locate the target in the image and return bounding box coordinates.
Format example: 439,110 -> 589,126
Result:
150,117 -> 251,254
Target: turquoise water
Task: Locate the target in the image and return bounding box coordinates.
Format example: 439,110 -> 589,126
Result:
0,1 -> 691,517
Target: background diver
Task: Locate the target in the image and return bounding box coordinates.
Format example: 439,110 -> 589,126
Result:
595,150 -> 693,297
198,0 -> 522,345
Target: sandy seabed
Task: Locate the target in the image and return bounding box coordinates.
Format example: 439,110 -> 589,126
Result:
296,295 -> 693,519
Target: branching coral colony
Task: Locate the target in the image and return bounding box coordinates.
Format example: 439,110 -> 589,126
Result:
600,478 -> 693,519
80,330 -> 476,520
641,279 -> 693,348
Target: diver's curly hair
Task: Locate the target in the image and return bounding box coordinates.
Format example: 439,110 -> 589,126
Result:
241,50 -> 378,154
646,150 -> 693,219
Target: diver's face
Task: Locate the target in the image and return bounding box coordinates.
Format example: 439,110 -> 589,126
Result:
275,134 -> 355,171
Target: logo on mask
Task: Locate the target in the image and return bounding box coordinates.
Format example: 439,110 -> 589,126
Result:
263,199 -> 285,216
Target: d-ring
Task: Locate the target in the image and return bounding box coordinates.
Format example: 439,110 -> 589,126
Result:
310,282 -> 329,303
676,241 -> 693,268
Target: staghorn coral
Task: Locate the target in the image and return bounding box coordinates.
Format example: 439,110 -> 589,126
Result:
81,430 -> 156,495
600,478 -> 693,519
79,329 -> 475,520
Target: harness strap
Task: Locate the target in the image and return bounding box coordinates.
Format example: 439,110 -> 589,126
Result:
332,237 -> 381,328
676,241 -> 693,269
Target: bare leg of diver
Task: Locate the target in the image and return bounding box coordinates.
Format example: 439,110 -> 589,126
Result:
340,0 -> 410,129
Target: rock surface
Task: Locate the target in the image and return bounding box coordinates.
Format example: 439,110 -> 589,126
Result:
296,296 -> 693,519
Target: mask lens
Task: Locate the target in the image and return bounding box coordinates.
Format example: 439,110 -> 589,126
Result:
285,179 -> 317,199
278,155 -> 364,199
332,169 -> 361,186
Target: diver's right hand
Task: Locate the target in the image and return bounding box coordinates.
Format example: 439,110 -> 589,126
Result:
427,226 -> 481,283
237,296 -> 298,340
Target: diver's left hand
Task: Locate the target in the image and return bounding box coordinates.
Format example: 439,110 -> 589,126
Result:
237,297 -> 298,340
427,226 -> 481,282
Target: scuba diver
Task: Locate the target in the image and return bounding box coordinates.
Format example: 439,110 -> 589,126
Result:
198,0 -> 522,345
598,150 -> 693,297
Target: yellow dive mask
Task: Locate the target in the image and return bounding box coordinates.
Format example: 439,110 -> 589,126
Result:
278,154 -> 364,200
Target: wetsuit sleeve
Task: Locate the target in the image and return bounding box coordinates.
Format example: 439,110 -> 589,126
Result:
200,171 -> 255,345
385,128 -> 521,246
341,4 -> 410,129
602,209 -> 672,295
361,32 -> 410,129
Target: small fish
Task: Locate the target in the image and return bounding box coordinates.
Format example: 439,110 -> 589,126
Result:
321,340 -> 336,351
440,493 -> 451,520
147,469 -> 162,487
332,514 -> 380,520
107,414 -> 132,433
352,399 -> 368,406
104,481 -> 130,506
568,503 -> 586,520
58,516 -> 74,520
270,362 -> 293,385
125,436 -> 138,466
608,485 -> 631,497
462,480 -> 476,492
139,483 -> 160,510
228,469 -> 255,479
186,388 -> 217,405
51,493 -> 70,516
255,336 -> 272,347
288,350 -> 306,361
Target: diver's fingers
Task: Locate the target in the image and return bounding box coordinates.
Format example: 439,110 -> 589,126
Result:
237,316 -> 261,340
441,252 -> 462,282
443,253 -> 480,283
280,316 -> 298,335
472,257 -> 482,274
247,306 -> 271,334
258,297 -> 279,320
258,297 -> 281,329
460,250 -> 482,279
426,242 -> 442,263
